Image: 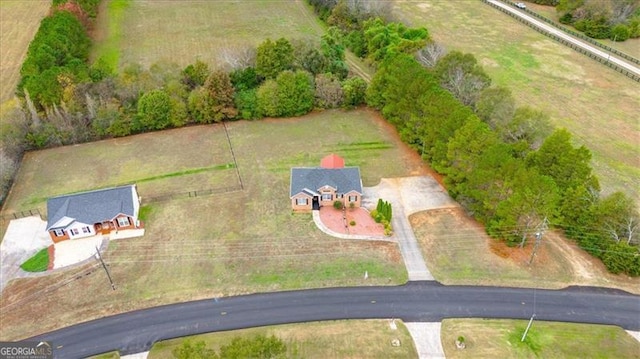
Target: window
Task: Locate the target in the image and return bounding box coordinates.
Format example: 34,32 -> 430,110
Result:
322,194 -> 332,201
296,198 -> 308,206
348,195 -> 358,203
54,229 -> 64,237
82,226 -> 91,234
117,217 -> 130,227
70,228 -> 79,235
336,194 -> 343,199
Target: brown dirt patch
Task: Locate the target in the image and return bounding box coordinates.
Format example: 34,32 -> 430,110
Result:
319,206 -> 385,237
412,207 -> 640,294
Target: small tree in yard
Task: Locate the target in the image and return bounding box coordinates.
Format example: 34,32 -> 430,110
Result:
333,200 -> 344,210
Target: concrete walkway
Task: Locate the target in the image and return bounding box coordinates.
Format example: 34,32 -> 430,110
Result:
405,322 -> 446,359
312,210 -> 390,241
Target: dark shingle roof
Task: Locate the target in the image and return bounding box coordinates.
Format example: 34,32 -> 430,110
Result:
290,167 -> 362,197
46,185 -> 137,230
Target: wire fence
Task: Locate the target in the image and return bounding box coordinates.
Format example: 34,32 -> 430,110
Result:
484,0 -> 640,82
0,208 -> 42,221
144,185 -> 243,203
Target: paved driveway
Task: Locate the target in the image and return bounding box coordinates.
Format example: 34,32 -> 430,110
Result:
0,216 -> 51,292
363,176 -> 458,281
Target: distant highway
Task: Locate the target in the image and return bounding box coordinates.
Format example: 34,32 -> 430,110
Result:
29,282 -> 640,358
487,0 -> 640,76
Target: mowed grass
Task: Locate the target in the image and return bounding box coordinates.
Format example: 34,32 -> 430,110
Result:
0,0 -> 50,103
410,208 -> 640,293
20,247 -> 49,272
0,109 -> 413,340
394,1 -> 640,202
149,320 -> 416,359
441,319 -> 640,358
1,124 -> 234,213
104,0 -> 324,69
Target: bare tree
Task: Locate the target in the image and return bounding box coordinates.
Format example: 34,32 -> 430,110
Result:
441,67 -> 489,107
416,42 -> 446,68
218,43 -> 256,71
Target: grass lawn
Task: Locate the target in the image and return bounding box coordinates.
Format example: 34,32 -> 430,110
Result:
0,0 -> 50,103
93,0 -> 324,69
1,124 -> 234,213
148,320 -> 415,359
393,1 -> 640,203
411,208 -> 640,293
20,247 -> 49,272
0,109 -> 418,340
441,318 -> 640,358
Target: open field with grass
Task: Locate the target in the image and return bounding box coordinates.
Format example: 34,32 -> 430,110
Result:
149,320 -> 415,359
93,0 -> 324,69
394,1 -> 640,203
0,0 -> 50,103
441,318 -> 640,358
1,124 -> 236,213
0,109 -> 422,340
411,207 -> 640,294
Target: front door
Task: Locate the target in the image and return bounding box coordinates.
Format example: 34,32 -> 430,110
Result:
312,196 -> 320,210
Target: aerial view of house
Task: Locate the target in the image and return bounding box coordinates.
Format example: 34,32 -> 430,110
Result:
0,0 -> 638,357
46,185 -> 141,243
290,154 -> 362,211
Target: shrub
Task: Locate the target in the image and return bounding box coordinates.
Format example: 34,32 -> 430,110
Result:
610,24 -> 631,41
134,89 -> 173,131
342,76 -> 368,108
602,242 -> 640,275
349,220 -> 356,226
333,200 -> 344,210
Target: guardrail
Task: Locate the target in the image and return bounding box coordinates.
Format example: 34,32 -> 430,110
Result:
483,0 -> 640,82
502,1 -> 640,66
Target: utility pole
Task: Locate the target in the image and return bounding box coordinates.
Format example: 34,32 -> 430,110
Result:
528,217 -> 548,265
96,246 -> 116,290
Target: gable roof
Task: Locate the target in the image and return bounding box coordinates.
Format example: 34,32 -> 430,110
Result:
320,154 -> 345,169
46,185 -> 138,230
290,167 -> 362,198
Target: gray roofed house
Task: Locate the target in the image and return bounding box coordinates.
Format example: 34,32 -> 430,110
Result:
290,154 -> 363,212
46,185 -> 141,242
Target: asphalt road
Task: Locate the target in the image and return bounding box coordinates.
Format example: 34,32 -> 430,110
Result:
29,281 -> 640,358
487,0 -> 640,76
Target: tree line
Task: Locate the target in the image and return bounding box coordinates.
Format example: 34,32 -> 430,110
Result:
308,0 -> 639,275
0,3 -> 368,206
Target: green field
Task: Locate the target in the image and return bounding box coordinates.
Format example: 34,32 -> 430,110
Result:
394,0 -> 640,203
442,319 -> 640,358
0,0 -> 50,103
93,0 -> 325,69
149,320 -> 416,359
0,109 -> 415,340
